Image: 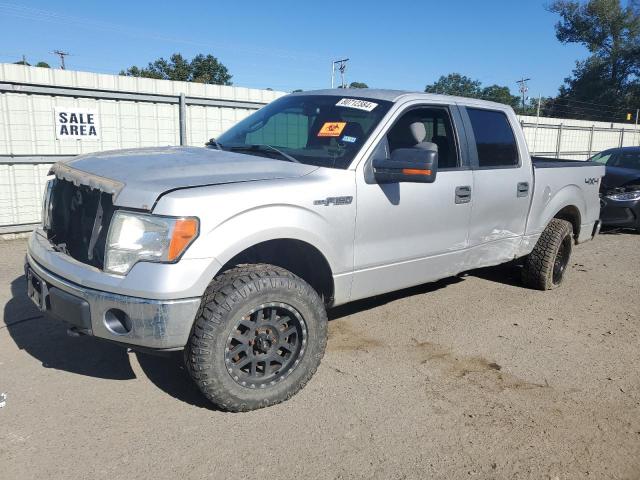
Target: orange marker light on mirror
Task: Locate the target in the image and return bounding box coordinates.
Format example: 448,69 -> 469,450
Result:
168,218 -> 199,261
402,168 -> 432,176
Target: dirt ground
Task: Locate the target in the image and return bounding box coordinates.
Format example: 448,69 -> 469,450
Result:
1,232 -> 638,480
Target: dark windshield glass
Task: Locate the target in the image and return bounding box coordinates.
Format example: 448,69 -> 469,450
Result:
217,95 -> 392,169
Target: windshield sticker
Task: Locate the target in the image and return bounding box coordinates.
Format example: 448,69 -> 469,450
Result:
336,98 -> 378,112
341,135 -> 357,143
318,121 -> 346,137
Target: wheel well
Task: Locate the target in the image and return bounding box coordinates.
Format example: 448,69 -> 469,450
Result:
554,205 -> 581,240
220,239 -> 334,305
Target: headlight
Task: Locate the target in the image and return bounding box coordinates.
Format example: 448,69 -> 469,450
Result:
105,211 -> 199,275
41,179 -> 54,230
606,191 -> 640,201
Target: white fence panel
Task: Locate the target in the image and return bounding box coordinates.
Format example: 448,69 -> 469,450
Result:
0,64 -> 285,233
518,114 -> 639,160
2,63 -> 639,233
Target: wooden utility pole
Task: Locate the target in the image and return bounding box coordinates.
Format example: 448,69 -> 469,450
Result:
52,50 -> 69,69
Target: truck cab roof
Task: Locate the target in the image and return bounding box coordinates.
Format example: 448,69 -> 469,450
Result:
290,88 -> 512,111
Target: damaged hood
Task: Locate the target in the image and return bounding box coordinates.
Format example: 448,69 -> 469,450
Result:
51,146 -> 319,209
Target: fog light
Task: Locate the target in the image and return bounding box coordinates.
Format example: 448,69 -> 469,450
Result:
104,308 -> 132,335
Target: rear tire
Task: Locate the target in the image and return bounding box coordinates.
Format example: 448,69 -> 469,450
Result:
185,264 -> 327,412
522,218 -> 573,290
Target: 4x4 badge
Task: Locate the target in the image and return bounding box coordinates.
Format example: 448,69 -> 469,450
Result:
584,178 -> 599,185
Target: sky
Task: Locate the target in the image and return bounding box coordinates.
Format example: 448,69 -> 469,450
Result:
0,1 -> 589,98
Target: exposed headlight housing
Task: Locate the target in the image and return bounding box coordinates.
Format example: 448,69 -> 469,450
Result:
41,179 -> 55,230
606,190 -> 640,201
104,211 -> 199,275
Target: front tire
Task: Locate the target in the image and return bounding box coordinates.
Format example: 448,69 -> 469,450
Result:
185,264 -> 327,412
522,218 -> 574,290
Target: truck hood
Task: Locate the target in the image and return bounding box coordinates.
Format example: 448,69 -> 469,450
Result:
51,146 -> 319,209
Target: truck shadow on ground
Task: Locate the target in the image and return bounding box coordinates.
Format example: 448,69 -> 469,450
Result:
3,262 -> 521,409
3,275 -> 135,380
3,274 -> 210,408
464,262 -> 525,288
329,276 -> 463,321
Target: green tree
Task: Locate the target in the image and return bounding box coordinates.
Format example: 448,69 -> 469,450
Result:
425,73 -> 481,97
547,0 -> 640,121
14,59 -> 51,68
481,85 -> 521,108
120,53 -> 232,85
348,81 -> 369,88
425,73 -> 521,109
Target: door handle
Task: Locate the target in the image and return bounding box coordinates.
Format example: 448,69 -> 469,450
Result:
455,185 -> 471,204
517,182 -> 529,197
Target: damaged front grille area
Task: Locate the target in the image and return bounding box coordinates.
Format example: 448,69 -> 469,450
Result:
45,178 -> 116,269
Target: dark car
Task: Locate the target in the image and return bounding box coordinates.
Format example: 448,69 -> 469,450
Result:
590,146 -> 640,231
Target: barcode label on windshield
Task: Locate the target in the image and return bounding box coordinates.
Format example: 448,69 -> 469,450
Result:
336,98 -> 378,112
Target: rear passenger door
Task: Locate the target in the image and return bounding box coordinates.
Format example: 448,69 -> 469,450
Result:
462,107 -> 532,265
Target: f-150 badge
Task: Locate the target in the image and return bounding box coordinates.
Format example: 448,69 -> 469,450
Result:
314,196 -> 353,206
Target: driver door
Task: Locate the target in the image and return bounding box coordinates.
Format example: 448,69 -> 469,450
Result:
350,104 -> 473,301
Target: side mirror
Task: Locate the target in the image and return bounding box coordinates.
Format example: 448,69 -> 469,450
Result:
205,138 -> 221,150
372,145 -> 438,183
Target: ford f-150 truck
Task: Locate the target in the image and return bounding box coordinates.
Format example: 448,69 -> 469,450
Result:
25,90 -> 604,411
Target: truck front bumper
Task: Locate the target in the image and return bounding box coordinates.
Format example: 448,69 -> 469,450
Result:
25,253 -> 201,350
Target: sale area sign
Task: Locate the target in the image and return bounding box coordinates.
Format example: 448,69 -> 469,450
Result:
55,107 -> 100,139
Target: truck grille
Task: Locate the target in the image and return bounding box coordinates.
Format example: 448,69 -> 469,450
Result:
45,178 -> 116,269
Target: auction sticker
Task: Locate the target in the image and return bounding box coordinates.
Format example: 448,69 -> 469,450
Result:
318,121 -> 346,137
335,98 -> 378,112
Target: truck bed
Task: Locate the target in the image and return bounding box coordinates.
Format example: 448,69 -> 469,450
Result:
526,158 -> 605,243
532,157 -> 600,168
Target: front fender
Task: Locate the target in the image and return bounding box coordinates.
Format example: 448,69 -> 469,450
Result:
190,203 -> 350,275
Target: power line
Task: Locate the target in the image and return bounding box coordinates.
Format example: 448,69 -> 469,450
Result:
0,2 -> 329,63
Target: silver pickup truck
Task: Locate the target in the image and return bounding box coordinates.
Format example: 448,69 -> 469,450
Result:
25,90 -> 604,411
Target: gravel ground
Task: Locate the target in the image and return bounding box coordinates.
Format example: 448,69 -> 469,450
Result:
1,233 -> 639,480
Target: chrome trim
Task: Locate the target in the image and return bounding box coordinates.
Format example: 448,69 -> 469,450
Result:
26,253 -> 201,349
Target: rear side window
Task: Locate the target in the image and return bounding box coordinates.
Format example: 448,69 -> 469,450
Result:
467,108 -> 519,167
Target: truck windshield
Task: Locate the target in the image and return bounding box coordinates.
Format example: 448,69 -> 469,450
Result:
216,95 -> 392,169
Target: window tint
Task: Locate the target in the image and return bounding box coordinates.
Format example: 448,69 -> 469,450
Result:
245,109 -> 309,149
386,107 -> 458,169
467,108 -> 519,167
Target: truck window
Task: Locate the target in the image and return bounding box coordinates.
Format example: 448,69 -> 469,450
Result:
387,107 -> 459,169
467,108 -> 519,168
217,95 -> 392,169
245,109 -> 309,149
